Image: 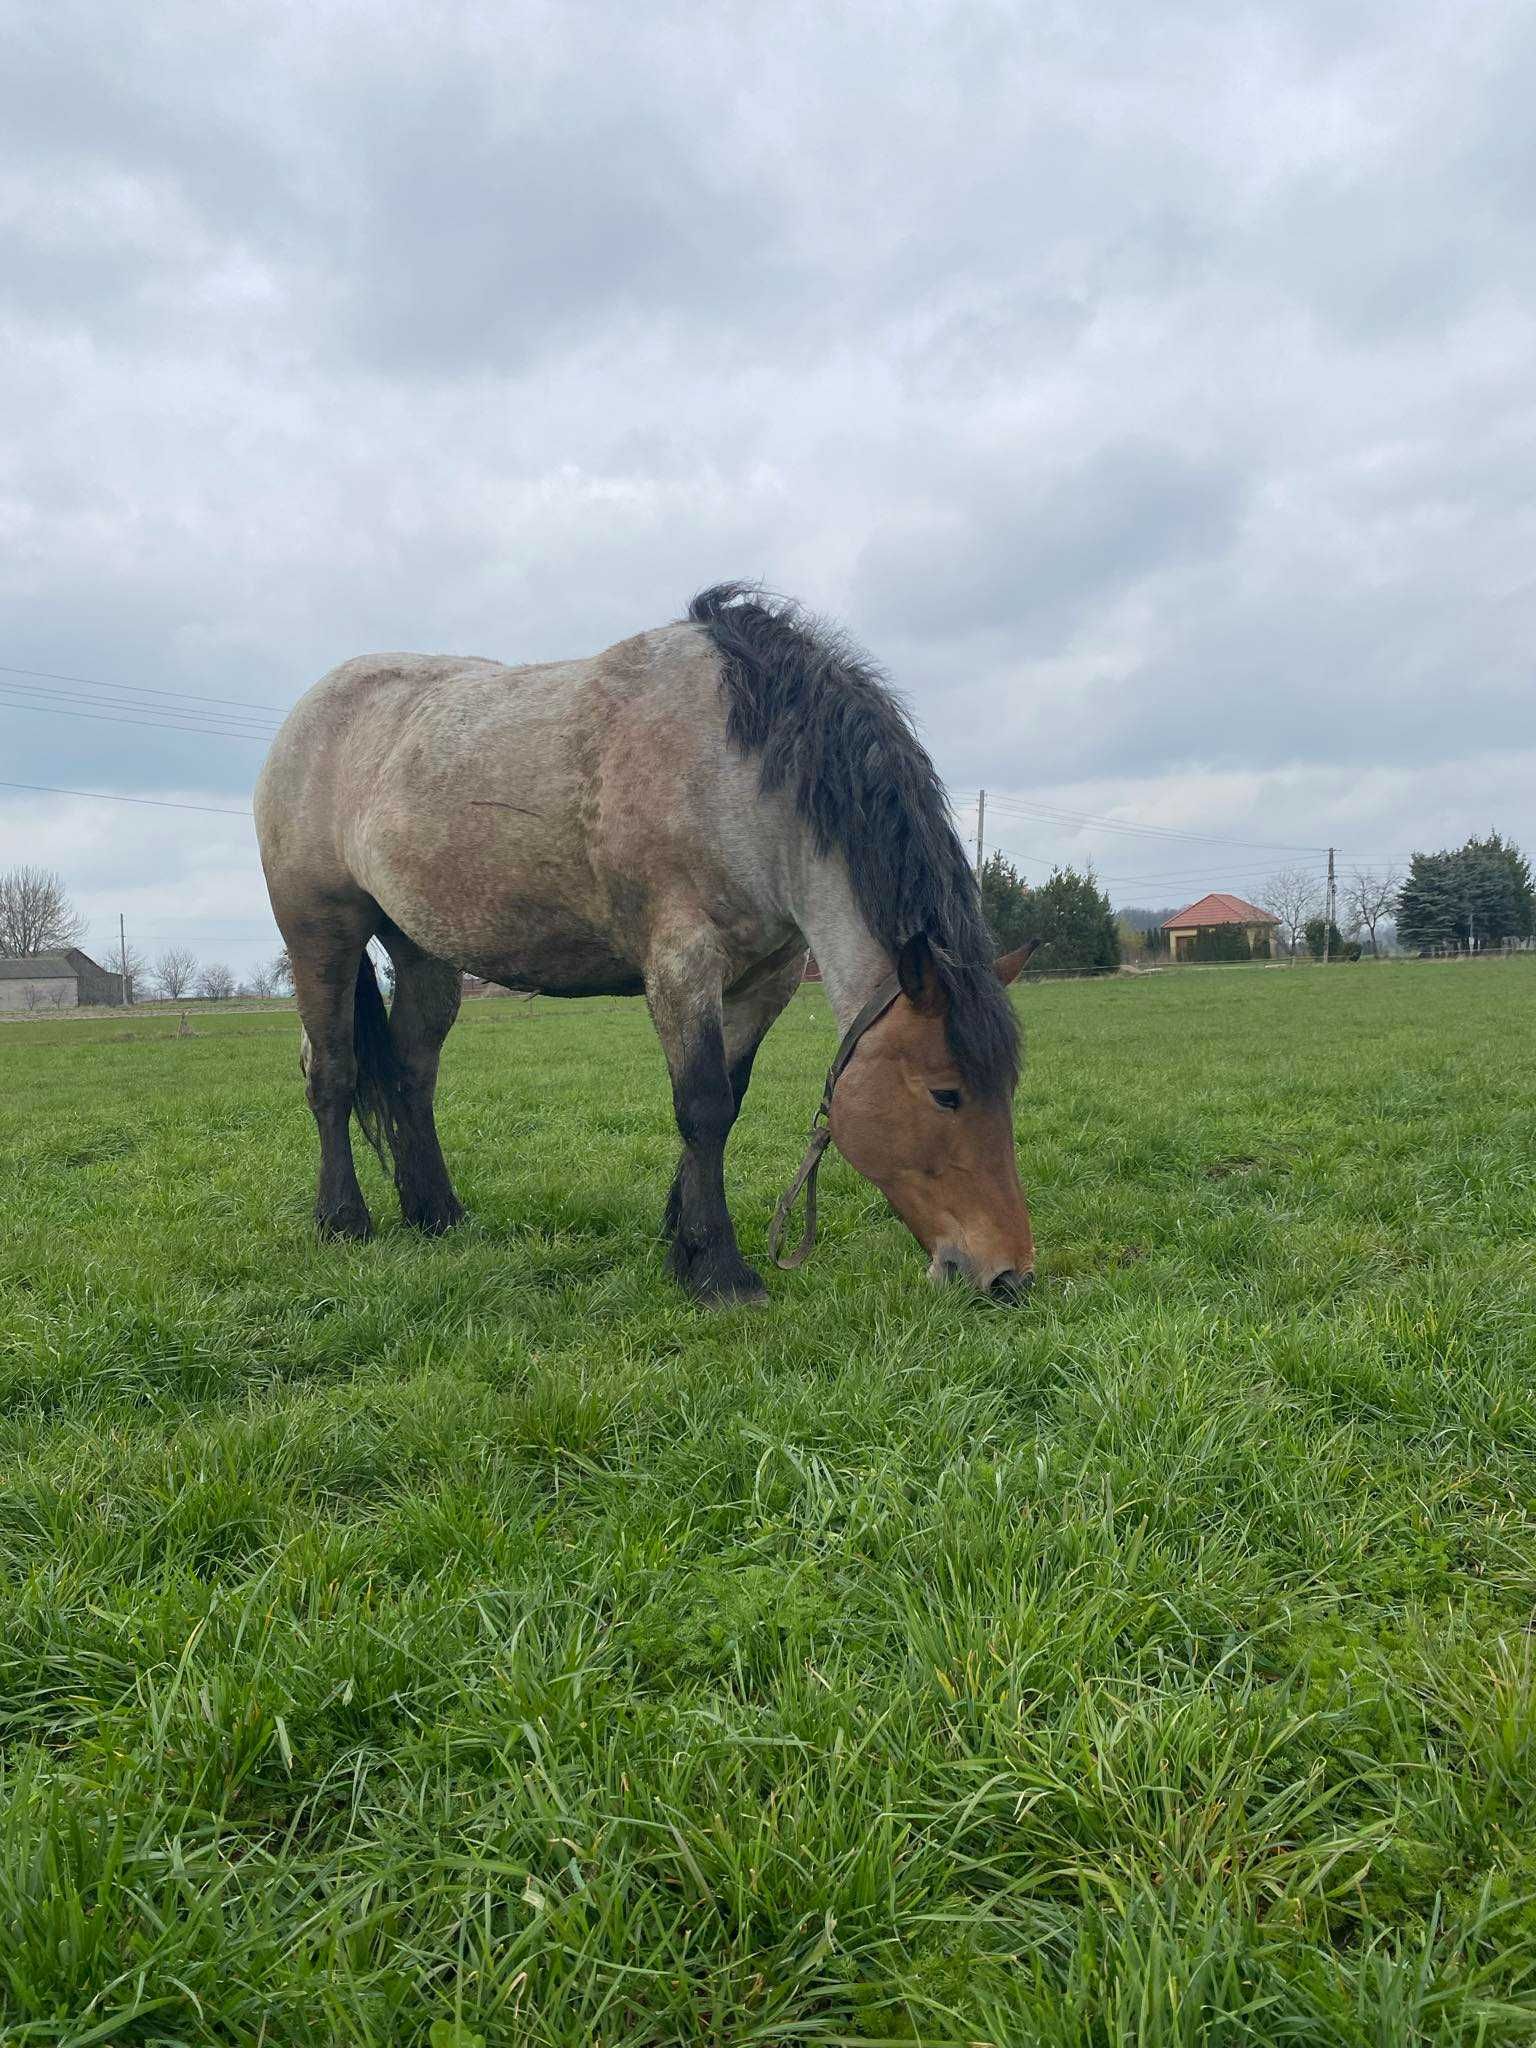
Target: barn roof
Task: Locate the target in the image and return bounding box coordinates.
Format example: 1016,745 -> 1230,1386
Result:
0,948 -> 103,979
1162,893 -> 1279,930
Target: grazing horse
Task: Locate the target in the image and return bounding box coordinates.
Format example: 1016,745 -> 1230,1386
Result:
254,586 -> 1036,1303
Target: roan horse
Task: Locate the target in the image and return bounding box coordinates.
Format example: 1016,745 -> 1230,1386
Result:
254,586 -> 1036,1304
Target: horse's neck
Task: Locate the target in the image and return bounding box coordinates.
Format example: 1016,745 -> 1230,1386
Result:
790,850 -> 892,1035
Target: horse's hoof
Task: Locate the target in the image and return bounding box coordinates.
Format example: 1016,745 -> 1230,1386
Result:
699,1278 -> 770,1310
317,1206 -> 373,1242
403,1199 -> 465,1235
692,1259 -> 770,1308
669,1242 -> 769,1307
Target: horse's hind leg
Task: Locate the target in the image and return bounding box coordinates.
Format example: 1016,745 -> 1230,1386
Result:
377,927 -> 464,1233
286,909 -> 378,1240
647,928 -> 765,1307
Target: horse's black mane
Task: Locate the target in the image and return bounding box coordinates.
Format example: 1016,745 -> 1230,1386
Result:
688,582 -> 1019,1094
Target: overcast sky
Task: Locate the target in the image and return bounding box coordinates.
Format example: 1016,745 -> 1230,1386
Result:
3,1 -> 1533,977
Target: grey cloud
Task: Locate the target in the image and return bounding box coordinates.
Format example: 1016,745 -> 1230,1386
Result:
1,0 -> 1534,961
854,444 -> 1247,649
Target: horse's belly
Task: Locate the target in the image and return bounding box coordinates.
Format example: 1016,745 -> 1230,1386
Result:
385,901 -> 642,997
463,932 -> 644,999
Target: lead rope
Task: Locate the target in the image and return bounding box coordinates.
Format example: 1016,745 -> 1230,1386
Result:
766,972 -> 902,1273
766,1116 -> 832,1269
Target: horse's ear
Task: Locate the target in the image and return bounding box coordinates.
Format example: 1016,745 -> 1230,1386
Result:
995,937 -> 1042,986
897,932 -> 947,1015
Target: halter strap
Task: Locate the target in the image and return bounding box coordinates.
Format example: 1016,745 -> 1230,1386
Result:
767,971 -> 902,1270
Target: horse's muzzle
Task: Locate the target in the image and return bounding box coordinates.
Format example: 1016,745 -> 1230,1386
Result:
990,1268 -> 1034,1304
928,1249 -> 1035,1302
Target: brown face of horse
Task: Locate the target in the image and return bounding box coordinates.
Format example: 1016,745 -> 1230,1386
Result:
827,936 -> 1037,1300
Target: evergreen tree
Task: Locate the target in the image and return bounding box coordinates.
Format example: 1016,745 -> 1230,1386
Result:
978,851 -> 1033,953
1461,832 -> 1534,946
1026,866 -> 1121,973
1396,851 -> 1460,952
1397,833 -> 1534,951
1304,917 -> 1346,961
1189,923 -> 1251,963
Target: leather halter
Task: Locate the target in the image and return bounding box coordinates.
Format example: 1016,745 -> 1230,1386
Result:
766,971 -> 903,1270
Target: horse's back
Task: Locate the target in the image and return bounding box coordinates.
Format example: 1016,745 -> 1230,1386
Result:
257,627 -> 715,843
253,622 -> 770,988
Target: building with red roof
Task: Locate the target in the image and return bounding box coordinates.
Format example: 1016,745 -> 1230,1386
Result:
1161,893 -> 1279,961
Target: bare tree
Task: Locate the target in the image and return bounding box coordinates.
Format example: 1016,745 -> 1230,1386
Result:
1344,865 -> 1400,957
268,948 -> 293,993
197,961 -> 237,1001
246,961 -> 278,998
115,939 -> 146,1001
151,946 -> 200,1000
1263,867 -> 1323,962
0,866 -> 87,957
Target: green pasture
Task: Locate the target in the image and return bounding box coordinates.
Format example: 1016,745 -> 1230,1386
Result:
2,960 -> 1535,2043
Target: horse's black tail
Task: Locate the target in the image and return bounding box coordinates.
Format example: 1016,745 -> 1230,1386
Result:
351,951 -> 403,1173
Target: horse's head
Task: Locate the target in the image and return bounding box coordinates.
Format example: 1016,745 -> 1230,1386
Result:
827,935 -> 1037,1299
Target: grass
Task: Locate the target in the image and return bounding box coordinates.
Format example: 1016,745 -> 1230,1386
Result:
2,959 -> 1535,2045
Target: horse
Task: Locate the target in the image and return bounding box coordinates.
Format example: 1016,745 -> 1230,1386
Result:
254,585 -> 1037,1304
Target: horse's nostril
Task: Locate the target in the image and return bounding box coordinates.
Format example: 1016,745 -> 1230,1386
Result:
991,1269 -> 1034,1303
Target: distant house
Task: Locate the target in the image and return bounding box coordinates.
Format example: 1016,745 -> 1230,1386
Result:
1161,894 -> 1279,962
0,948 -> 132,1011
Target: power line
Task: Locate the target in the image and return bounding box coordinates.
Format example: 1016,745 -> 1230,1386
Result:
979,831 -> 1326,890
0,693 -> 273,742
0,676 -> 280,731
0,661 -> 289,717
982,790 -> 1329,854
0,780 -> 252,817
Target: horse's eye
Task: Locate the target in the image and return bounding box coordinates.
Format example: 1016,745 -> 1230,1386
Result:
930,1088 -> 962,1112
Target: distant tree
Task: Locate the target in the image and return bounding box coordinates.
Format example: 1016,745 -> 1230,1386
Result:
150,946 -> 200,999
1115,904 -> 1183,935
1188,924 -> 1251,963
197,961 -> 236,1001
1304,916 -> 1347,961
978,852 -> 1033,953
0,866 -> 87,957
246,961 -> 278,998
1113,907 -> 1180,959
1396,851 -> 1459,953
1462,831 -> 1535,947
1397,833 -> 1534,952
1025,866 -> 1120,974
113,939 -> 146,1000
1344,867 -> 1400,957
1264,867 -> 1322,962
269,948 -> 294,993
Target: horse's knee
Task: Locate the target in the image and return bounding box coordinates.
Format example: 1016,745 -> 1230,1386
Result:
670,1020 -> 735,1149
304,1060 -> 356,1122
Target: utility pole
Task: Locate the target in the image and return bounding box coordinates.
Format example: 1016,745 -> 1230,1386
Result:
1323,849 -> 1335,964
975,789 -> 986,870
119,911 -> 131,1005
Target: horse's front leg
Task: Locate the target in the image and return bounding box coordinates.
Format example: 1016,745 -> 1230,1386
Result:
646,930 -> 767,1307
